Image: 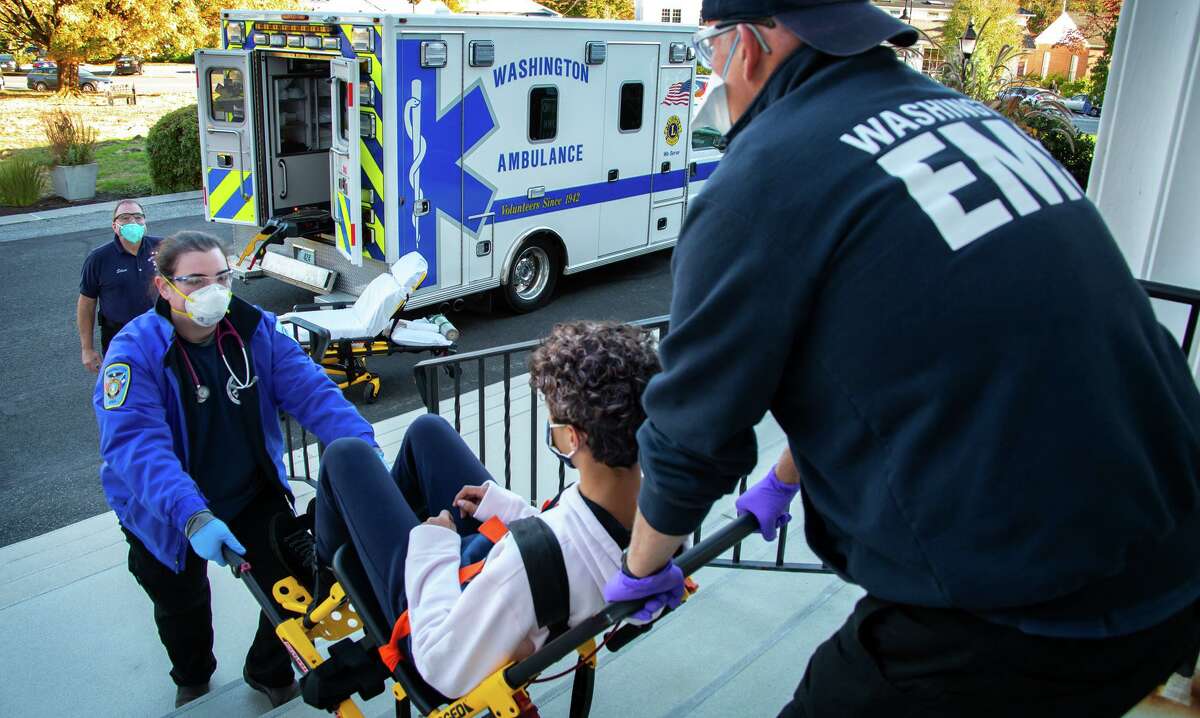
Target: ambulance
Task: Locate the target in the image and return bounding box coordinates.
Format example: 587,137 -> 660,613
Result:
196,9 -> 723,311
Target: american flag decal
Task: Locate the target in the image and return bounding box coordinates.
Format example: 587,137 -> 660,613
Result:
662,80 -> 692,106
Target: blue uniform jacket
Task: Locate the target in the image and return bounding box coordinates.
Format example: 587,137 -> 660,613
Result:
638,45 -> 1200,636
94,297 -> 375,571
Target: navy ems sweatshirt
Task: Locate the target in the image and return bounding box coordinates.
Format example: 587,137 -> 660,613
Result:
637,45 -> 1200,637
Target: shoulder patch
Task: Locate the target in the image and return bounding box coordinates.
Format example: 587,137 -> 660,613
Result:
102,363 -> 132,410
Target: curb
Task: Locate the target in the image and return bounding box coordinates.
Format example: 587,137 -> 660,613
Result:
0,190 -> 205,243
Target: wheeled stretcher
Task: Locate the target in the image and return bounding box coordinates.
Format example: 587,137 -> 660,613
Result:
221,512 -> 759,717
278,252 -> 457,403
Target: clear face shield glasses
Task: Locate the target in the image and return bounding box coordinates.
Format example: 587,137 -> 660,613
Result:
691,19 -> 775,72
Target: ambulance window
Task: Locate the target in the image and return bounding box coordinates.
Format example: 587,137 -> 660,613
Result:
209,68 -> 245,123
618,82 -> 643,132
529,86 -> 558,142
692,125 -> 723,151
336,80 -> 349,142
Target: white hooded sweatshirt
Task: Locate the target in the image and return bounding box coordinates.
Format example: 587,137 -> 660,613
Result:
404,481 -> 622,698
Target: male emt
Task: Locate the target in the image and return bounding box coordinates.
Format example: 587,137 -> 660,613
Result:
603,1 -> 1200,716
78,199 -> 160,370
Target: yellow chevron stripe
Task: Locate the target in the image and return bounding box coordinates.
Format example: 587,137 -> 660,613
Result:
234,199 -> 256,223
209,170 -> 247,218
336,192 -> 351,253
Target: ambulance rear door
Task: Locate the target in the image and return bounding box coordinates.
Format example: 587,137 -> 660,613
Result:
330,57 -> 364,266
196,49 -> 261,225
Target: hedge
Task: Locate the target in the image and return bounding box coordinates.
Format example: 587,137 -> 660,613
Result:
147,104 -> 203,193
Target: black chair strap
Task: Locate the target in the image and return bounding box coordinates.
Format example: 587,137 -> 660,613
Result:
508,517 -> 571,641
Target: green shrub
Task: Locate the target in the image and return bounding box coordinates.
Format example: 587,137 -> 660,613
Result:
147,104 -> 202,193
0,158 -> 47,206
1025,112 -> 1095,189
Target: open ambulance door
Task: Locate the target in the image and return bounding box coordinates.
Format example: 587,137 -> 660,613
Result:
196,50 -> 261,225
330,57 -> 363,267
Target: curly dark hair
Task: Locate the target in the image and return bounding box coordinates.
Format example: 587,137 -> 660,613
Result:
529,321 -> 661,468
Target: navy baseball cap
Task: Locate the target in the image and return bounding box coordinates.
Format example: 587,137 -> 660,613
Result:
700,0 -> 919,57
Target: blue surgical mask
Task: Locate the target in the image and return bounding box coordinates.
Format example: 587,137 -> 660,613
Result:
119,222 -> 146,244
545,420 -> 577,469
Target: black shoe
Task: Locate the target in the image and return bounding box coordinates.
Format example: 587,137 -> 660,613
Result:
270,512 -> 319,593
243,667 -> 300,708
174,682 -> 210,708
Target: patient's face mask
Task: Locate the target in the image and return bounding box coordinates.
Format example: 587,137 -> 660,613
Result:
545,420 -> 578,470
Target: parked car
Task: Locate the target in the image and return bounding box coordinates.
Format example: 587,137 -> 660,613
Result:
26,68 -> 111,92
114,55 -> 143,75
998,85 -> 1041,102
1062,93 -> 1101,116
32,58 -> 56,70
0,54 -> 17,73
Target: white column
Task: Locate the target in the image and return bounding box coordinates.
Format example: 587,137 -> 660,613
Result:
1088,0 -> 1200,375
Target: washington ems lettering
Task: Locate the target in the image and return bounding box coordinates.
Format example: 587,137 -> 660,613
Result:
840,104 -> 1083,251
492,57 -> 590,87
497,143 -> 584,172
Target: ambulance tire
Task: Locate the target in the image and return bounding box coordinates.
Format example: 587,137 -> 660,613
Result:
502,237 -> 561,313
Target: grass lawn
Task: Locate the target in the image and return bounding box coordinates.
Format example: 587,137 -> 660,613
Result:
0,88 -> 193,207
7,138 -> 153,196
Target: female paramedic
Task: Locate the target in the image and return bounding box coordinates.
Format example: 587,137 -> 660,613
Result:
93,231 -> 381,710
306,321 -> 661,701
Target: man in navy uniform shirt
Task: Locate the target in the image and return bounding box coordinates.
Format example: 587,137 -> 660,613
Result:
604,1 -> 1200,716
78,199 -> 161,370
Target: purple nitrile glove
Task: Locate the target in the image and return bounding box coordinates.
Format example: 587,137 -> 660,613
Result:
603,559 -> 685,623
735,466 -> 801,542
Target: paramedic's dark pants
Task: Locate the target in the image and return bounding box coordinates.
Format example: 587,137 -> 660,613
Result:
315,415 -> 492,625
779,594 -> 1200,718
123,490 -> 297,688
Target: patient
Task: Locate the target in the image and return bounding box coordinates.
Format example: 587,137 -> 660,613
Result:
309,320 -> 661,698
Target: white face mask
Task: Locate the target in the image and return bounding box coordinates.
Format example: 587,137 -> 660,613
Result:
176,283 -> 232,327
693,77 -> 732,136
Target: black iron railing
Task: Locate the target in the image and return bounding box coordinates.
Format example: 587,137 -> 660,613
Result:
1141,279 -> 1200,356
411,315 -> 832,576
281,278 -> 1200,575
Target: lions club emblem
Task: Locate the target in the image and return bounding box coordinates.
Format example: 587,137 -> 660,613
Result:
664,115 -> 682,147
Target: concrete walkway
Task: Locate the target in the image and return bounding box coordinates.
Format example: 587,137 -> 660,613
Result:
0,372 -> 1191,717
0,372 -> 851,717
0,189 -> 204,243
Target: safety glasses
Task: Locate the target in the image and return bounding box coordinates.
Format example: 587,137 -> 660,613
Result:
170,269 -> 235,291
692,18 -> 774,68
114,212 -> 146,223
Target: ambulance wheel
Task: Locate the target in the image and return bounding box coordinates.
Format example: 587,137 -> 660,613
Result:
503,237 -> 560,313
364,382 -> 380,404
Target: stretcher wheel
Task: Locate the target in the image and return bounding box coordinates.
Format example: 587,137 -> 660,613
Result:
364,382 -> 381,404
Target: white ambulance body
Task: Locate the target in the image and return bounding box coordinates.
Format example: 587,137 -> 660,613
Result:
196,10 -> 723,311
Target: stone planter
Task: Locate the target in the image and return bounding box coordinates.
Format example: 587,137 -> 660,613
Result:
50,162 -> 98,201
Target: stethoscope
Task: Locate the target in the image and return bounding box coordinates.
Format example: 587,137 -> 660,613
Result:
175,318 -> 258,404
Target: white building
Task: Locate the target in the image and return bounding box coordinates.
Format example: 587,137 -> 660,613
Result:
634,0 -> 700,26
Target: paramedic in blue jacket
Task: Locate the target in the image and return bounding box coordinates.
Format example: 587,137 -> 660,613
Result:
605,1 -> 1200,716
94,231 -> 381,710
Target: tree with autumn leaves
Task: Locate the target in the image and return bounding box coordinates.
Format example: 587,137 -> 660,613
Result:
1020,0 -> 1123,104
0,0 -> 292,95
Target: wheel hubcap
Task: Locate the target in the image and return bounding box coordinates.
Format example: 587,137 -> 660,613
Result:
512,247 -> 550,301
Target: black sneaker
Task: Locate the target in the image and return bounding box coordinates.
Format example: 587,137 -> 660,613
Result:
174,682 -> 210,708
243,667 -> 300,708
269,512 -> 318,594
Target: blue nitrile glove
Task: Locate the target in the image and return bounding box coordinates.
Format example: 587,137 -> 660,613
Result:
188,518 -> 246,567
374,446 -> 390,471
735,466 -> 802,542
603,559 -> 685,623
